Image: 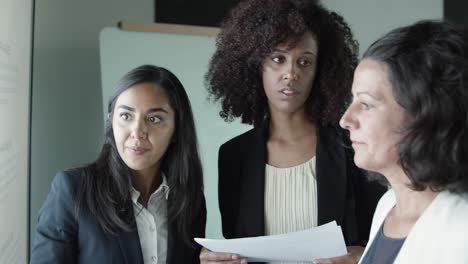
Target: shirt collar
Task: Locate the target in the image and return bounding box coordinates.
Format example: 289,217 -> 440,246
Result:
130,173 -> 170,204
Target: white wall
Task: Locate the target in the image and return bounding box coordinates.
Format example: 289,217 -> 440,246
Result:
0,0 -> 32,262
324,0 -> 443,55
30,0 -> 153,250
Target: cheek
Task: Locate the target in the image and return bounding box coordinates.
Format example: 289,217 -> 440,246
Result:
381,134 -> 401,159
366,130 -> 401,167
262,83 -> 277,105
112,124 -> 129,148
150,128 -> 175,151
262,75 -> 274,91
154,134 -> 171,146
262,67 -> 278,88
302,71 -> 316,89
112,125 -> 121,141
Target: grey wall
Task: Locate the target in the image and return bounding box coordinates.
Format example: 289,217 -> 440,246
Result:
324,0 -> 443,56
30,0 -> 153,250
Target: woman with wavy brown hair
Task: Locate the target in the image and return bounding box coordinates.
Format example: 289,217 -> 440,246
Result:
341,20 -> 468,264
201,1 -> 385,263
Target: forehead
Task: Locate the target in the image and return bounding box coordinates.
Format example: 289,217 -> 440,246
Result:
353,59 -> 393,97
115,82 -> 171,108
276,31 -> 318,54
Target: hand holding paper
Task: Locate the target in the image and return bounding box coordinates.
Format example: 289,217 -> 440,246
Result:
195,221 -> 347,262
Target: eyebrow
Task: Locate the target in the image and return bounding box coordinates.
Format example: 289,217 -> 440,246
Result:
116,105 -> 169,113
272,48 -> 316,56
356,91 -> 383,101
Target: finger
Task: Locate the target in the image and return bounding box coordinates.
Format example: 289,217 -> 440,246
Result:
313,259 -> 333,264
199,248 -> 243,261
200,248 -> 232,260
202,259 -> 247,264
346,245 -> 364,261
313,253 -> 356,264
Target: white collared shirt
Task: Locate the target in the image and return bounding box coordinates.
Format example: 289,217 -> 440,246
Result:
130,175 -> 170,264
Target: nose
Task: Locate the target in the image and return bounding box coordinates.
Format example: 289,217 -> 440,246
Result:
282,61 -> 299,81
339,105 -> 356,131
283,72 -> 299,81
131,118 -> 148,139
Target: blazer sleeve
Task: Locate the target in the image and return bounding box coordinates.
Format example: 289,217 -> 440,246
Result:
217,142 -> 240,239
30,171 -> 78,264
191,194 -> 206,264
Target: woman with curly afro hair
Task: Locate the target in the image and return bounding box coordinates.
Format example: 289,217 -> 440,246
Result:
201,0 -> 385,263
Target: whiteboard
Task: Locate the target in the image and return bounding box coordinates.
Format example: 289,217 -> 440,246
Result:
99,27 -> 251,238
0,0 -> 32,262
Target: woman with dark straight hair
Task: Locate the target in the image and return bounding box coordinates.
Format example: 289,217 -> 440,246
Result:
31,65 -> 206,264
340,21 -> 468,263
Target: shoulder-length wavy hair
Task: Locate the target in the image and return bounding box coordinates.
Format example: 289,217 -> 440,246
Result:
206,0 -> 358,126
75,65 -> 204,246
363,20 -> 468,193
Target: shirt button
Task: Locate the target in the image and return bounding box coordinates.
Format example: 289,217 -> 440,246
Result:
150,226 -> 155,232
151,256 -> 157,262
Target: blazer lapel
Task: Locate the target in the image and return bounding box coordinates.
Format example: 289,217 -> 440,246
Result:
166,215 -> 177,264
116,200 -> 144,264
166,224 -> 176,263
316,125 -> 347,226
237,125 -> 267,237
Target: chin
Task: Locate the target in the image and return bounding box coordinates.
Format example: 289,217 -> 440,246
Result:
353,156 -> 372,171
278,105 -> 305,114
129,163 -> 152,171
122,160 -> 147,171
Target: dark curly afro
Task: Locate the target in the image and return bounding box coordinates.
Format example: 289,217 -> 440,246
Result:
206,0 -> 358,126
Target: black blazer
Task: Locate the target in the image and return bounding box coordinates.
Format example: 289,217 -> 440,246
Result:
218,123 -> 385,249
30,169 -> 206,264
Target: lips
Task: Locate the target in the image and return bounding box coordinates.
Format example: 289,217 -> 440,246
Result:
279,88 -> 299,96
351,139 -> 365,146
127,146 -> 148,154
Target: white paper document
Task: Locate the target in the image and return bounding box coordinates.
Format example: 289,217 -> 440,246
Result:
195,221 -> 347,262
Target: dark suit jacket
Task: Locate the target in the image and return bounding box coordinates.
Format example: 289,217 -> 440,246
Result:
218,123 -> 385,254
30,169 -> 206,264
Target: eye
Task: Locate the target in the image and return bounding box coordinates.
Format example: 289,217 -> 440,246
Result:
119,112 -> 131,121
298,58 -> 312,67
148,116 -> 162,124
271,55 -> 285,64
360,102 -> 372,110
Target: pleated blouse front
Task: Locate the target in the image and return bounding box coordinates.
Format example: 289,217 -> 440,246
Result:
264,157 -> 318,264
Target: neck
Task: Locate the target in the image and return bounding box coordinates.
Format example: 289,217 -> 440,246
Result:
385,167 -> 438,219
392,183 -> 438,219
269,108 -> 315,140
132,166 -> 162,207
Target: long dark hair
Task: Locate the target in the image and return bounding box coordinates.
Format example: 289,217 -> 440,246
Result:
75,65 -> 204,246
363,21 -> 468,193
